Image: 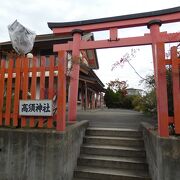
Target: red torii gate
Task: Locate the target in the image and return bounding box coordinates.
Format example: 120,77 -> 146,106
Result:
48,6 -> 180,137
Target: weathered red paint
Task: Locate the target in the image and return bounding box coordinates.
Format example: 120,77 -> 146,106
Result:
68,32 -> 82,122
149,23 -> 169,137
54,32 -> 180,51
13,58 -> 21,126
21,57 -> 29,127
56,51 -> 66,131
156,43 -> 169,137
38,56 -> 46,128
171,47 -> 180,134
29,57 -> 37,127
0,60 -> 6,125
5,59 -> 13,126
47,56 -> 55,128
110,28 -> 118,41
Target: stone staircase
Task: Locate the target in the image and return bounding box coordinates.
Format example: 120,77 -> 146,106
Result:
73,127 -> 151,180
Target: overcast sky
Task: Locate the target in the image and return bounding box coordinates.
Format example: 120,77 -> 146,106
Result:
0,0 -> 179,89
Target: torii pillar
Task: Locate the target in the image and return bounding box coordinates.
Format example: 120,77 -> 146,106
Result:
68,29 -> 83,122
148,20 -> 169,137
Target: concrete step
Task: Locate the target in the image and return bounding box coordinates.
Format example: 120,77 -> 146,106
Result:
78,154 -> 148,170
81,144 -> 146,158
74,166 -> 151,180
73,178 -> 92,180
73,179 -> 91,180
86,127 -> 142,138
73,127 -> 151,180
83,135 -> 144,147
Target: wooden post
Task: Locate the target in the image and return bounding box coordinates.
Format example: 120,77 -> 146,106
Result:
85,81 -> 88,111
21,57 -> 29,127
0,60 -> 5,125
81,85 -> 84,110
47,55 -> 55,128
171,46 -> 180,134
92,92 -> 95,109
68,30 -> 82,122
5,59 -> 13,126
56,51 -> 66,131
148,20 -> 169,137
29,57 -> 37,127
38,56 -> 46,128
13,58 -> 21,127
100,93 -> 102,108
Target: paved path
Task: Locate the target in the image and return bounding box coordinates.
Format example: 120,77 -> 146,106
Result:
77,108 -> 156,130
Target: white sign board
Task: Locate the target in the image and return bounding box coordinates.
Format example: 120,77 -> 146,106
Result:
19,100 -> 53,116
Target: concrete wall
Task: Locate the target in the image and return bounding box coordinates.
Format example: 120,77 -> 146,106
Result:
0,120 -> 89,180
142,123 -> 180,180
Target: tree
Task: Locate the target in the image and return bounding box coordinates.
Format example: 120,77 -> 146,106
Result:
104,87 -> 115,108
104,79 -> 133,109
138,68 -> 174,116
107,79 -> 128,95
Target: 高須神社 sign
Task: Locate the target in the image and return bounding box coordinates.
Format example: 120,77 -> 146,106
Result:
19,100 -> 53,116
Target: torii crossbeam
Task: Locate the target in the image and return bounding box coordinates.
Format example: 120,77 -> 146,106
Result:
48,6 -> 180,137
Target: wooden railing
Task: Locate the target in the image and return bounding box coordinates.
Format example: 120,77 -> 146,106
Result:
0,51 -> 66,131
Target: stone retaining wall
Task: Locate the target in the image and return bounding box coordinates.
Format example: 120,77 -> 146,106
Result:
142,123 -> 180,180
0,120 -> 89,180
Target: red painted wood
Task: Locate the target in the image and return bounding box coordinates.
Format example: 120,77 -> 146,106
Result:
155,43 -> 169,137
54,32 -> 180,51
68,32 -> 81,122
29,57 -> 37,127
149,24 -> 161,81
110,28 -> 118,41
5,59 -> 14,126
56,51 -> 66,131
38,56 -> 46,128
52,12 -> 180,34
165,59 -> 172,65
13,58 -> 21,126
149,23 -> 169,137
47,56 -> 55,128
3,66 -> 58,74
171,46 -> 180,134
0,60 -> 6,125
54,34 -> 151,51
21,57 -> 29,127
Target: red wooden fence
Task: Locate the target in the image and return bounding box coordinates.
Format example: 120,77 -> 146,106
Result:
0,51 -> 66,131
157,43 -> 180,135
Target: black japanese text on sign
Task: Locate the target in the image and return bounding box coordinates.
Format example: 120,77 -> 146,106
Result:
19,100 -> 53,116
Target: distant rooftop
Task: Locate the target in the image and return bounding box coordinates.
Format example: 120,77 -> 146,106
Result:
0,33 -> 72,46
